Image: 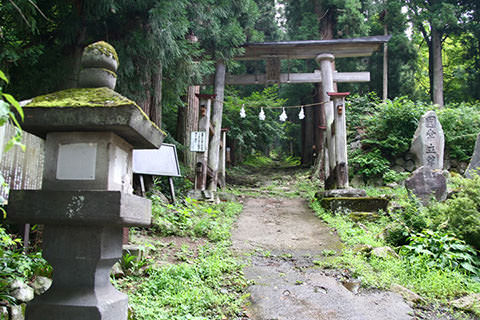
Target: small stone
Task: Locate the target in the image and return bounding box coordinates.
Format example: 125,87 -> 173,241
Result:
186,190 -> 203,200
350,140 -> 362,150
30,276 -> 52,295
111,262 -> 125,279
386,182 -> 398,188
371,246 -> 399,259
353,244 -> 372,254
342,278 -> 361,294
405,160 -> 415,172
217,192 -> 237,202
449,293 -> 480,314
405,166 -> 447,205
0,306 -> 7,318
10,280 -> 34,303
350,175 -> 364,188
10,303 -> 26,320
391,284 -> 425,304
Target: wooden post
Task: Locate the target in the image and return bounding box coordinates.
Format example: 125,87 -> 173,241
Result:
218,129 -> 228,188
208,61 -> 226,192
328,92 -> 350,189
195,94 -> 214,190
168,177 -> 176,203
315,53 -> 336,189
303,106 -> 314,165
185,86 -> 200,171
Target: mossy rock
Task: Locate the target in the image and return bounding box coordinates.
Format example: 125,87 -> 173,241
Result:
82,41 -> 119,71
79,68 -> 117,90
349,211 -> 379,222
320,196 -> 389,213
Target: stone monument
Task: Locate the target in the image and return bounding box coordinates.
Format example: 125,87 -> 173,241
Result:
410,110 -> 444,170
8,42 -> 165,319
465,132 -> 480,178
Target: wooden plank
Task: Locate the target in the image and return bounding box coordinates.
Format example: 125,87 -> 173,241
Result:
201,71 -> 369,85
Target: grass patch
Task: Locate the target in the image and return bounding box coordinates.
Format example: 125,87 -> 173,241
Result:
114,198 -> 249,319
311,202 -> 480,303
115,243 -> 249,320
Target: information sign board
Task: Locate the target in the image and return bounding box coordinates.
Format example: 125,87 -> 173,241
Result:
133,144 -> 181,177
190,131 -> 207,152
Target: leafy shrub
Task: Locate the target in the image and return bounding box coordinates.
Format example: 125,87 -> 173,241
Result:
0,226 -> 51,304
400,230 -> 480,277
438,102 -> 480,162
427,174 -> 480,250
362,97 -> 429,158
349,149 -> 390,182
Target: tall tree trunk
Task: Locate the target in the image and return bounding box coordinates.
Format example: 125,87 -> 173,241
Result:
207,61 -> 226,192
431,27 -> 444,107
383,23 -> 388,101
64,0 -> 86,89
149,65 -> 163,128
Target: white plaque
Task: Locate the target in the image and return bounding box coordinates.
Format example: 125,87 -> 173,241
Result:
190,131 -> 207,152
56,143 -> 97,180
133,144 -> 181,177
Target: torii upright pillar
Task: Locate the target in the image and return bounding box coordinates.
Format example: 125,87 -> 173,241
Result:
315,53 -> 336,189
328,92 -> 350,188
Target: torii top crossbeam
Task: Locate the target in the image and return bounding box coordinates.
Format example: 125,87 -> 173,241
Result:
234,35 -> 391,60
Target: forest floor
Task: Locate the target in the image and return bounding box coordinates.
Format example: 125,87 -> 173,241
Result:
229,167 -> 413,320
227,164 -> 478,320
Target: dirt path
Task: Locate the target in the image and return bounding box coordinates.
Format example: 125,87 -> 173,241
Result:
232,196 -> 414,320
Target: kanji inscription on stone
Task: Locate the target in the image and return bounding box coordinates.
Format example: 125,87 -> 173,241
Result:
426,128 -> 436,139
426,144 -> 436,153
426,116 -> 436,128
410,111 -> 444,170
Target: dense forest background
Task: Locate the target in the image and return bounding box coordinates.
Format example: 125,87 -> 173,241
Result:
2,0 -> 480,165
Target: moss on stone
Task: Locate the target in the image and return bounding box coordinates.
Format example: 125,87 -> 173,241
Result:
84,41 -> 119,64
320,196 -> 389,213
25,87 -> 165,135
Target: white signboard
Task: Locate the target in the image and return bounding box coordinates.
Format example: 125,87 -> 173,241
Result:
190,131 -> 207,152
133,144 -> 181,177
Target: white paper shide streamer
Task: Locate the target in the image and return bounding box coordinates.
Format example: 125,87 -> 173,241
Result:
279,108 -> 287,122
240,104 -> 246,118
298,106 -> 305,120
259,107 -> 266,121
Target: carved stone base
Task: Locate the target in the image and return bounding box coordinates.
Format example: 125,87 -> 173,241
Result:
26,225 -> 127,320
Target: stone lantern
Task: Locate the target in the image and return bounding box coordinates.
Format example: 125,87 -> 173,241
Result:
8,42 -> 165,319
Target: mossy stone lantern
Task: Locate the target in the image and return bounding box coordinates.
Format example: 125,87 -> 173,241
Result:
8,42 -> 165,320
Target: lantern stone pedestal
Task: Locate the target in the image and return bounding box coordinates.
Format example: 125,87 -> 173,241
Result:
8,87 -> 165,320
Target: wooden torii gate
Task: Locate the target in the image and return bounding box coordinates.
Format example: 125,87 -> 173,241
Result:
196,35 -> 391,191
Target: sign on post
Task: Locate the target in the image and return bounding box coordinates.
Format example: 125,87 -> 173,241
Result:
133,144 -> 181,202
190,131 -> 207,152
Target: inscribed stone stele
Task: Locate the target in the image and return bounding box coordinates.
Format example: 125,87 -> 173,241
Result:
410,111 -> 444,170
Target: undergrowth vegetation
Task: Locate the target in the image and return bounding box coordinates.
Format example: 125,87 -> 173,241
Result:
347,94 -> 480,183
114,196 -> 249,320
297,175 -> 480,316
